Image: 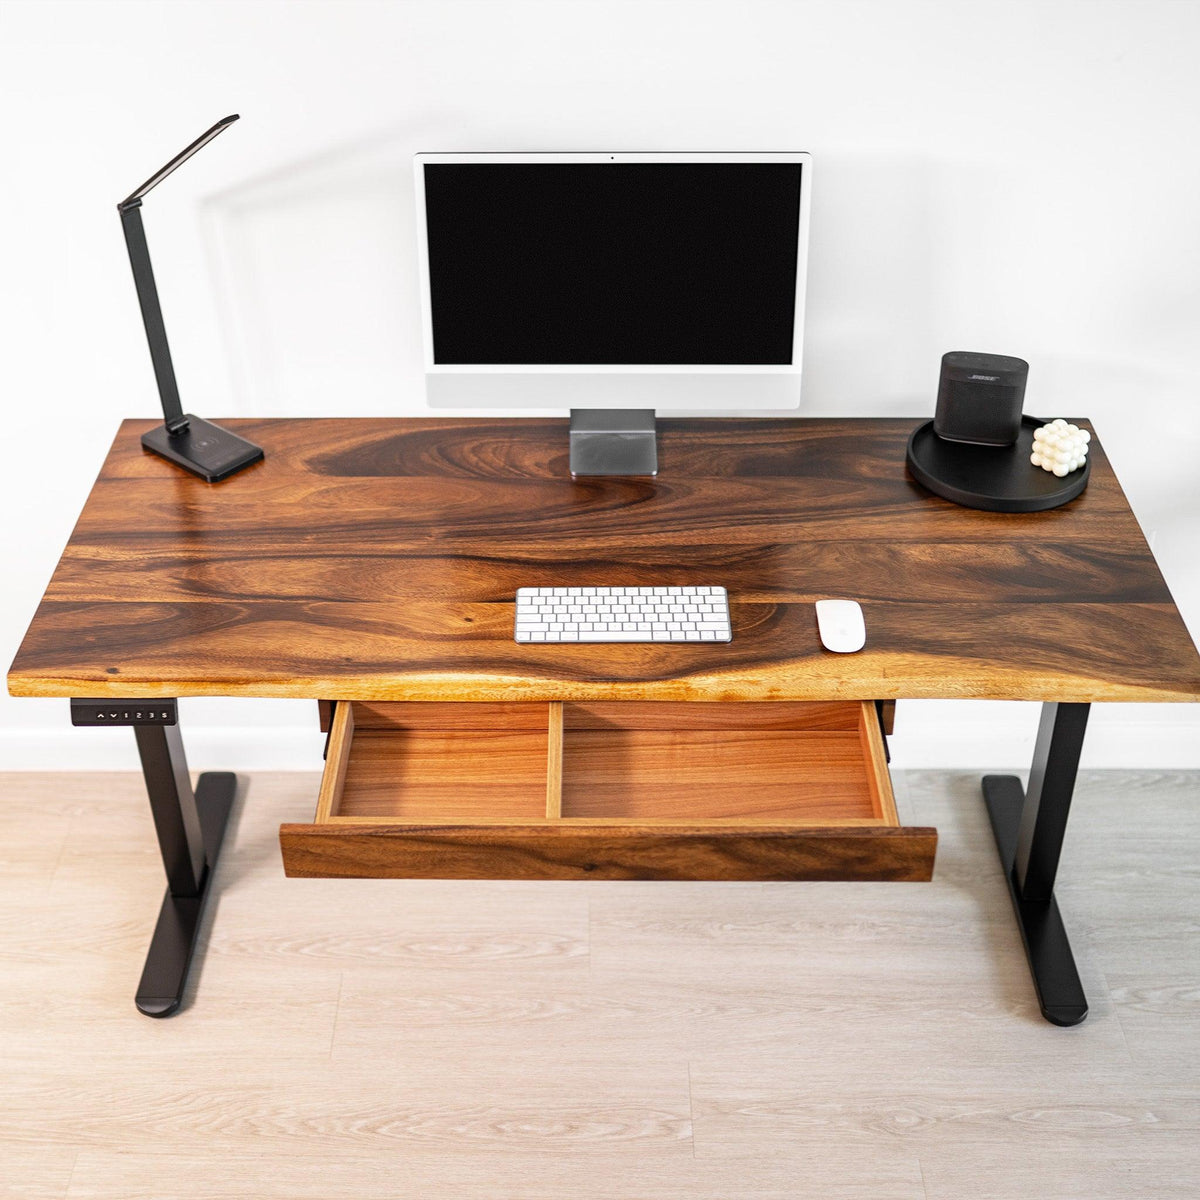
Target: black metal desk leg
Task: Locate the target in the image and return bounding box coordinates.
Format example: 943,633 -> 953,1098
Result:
982,702 -> 1090,1026
133,721 -> 236,1017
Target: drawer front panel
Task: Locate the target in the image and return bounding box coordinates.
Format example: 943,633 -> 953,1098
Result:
280,823 -> 937,882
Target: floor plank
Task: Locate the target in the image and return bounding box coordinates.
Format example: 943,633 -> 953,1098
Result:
60,1151 -> 925,1200
917,1143 -> 1200,1200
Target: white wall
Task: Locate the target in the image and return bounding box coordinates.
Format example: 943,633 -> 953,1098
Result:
2,0 -> 1198,772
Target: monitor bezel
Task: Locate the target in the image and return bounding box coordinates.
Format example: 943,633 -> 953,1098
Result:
413,151 -> 812,376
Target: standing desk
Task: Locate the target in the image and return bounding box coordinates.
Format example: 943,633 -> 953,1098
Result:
9,416 -> 1200,1023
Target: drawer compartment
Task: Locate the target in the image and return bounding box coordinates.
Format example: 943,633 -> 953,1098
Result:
280,700 -> 936,881
560,701 -> 892,821
316,701 -> 550,822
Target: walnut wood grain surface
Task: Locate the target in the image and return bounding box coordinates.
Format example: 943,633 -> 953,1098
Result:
9,417 -> 1200,702
278,822 -> 938,881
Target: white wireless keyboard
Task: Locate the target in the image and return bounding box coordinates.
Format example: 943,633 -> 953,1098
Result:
515,586 -> 732,643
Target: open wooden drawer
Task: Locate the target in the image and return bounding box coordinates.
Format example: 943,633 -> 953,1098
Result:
279,701 -> 936,881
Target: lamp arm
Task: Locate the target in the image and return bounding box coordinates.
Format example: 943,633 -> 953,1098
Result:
120,204 -> 187,433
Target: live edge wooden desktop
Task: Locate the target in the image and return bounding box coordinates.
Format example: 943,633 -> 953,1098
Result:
9,417 -> 1200,1024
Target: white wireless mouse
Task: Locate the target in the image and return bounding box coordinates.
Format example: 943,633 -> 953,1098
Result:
815,599 -> 866,653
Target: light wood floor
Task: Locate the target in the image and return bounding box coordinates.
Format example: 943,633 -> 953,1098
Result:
1,768 -> 1198,1199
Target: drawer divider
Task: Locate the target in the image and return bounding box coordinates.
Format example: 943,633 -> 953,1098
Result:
546,701 -> 563,819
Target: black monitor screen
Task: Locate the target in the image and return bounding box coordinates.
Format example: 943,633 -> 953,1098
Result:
422,161 -> 803,365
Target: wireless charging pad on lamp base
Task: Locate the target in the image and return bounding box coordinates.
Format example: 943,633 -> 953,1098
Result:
118,114 -> 263,482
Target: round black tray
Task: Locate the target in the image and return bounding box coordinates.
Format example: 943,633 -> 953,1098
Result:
906,416 -> 1090,512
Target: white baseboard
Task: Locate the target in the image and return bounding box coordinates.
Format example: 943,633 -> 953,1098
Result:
0,726 -> 327,773
0,701 -> 1197,773
888,700 -> 1200,771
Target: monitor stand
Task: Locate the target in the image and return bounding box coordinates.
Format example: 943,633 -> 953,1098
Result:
569,409 -> 658,478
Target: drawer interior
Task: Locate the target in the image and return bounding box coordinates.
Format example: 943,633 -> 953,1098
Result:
317,699 -> 895,827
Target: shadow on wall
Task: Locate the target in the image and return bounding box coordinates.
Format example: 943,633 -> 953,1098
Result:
803,151 -> 937,417
1036,354 -> 1200,636
203,141 -> 941,420
201,118 -> 451,419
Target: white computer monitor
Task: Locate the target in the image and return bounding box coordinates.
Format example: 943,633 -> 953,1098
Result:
413,152 -> 811,473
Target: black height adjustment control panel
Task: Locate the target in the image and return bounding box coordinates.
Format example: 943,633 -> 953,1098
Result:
70,698 -> 178,727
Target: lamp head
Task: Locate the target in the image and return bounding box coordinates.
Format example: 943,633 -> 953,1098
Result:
118,114 -> 239,211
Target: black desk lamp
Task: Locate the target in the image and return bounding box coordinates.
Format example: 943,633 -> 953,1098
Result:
118,114 -> 264,482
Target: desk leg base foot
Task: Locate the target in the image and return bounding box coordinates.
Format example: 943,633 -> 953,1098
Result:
135,772 -> 236,1018
982,774 -> 1088,1027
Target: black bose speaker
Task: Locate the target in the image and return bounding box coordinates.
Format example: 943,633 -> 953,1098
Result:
933,351 -> 1028,446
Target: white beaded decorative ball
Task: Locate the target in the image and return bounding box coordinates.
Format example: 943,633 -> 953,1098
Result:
1030,419 -> 1089,478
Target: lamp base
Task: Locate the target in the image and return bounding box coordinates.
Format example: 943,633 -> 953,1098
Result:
141,416 -> 264,483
